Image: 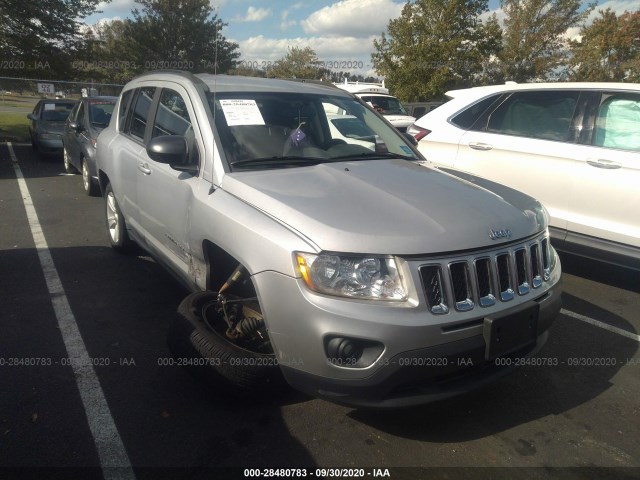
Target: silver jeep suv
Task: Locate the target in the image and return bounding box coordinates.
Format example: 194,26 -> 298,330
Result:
96,71 -> 562,407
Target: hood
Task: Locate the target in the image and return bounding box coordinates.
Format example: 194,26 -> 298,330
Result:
222,159 -> 544,255
39,121 -> 65,134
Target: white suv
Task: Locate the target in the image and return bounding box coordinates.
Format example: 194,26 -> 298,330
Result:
409,82 -> 640,271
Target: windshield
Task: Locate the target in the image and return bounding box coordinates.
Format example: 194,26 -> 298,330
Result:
207,92 -> 419,170
360,95 -> 409,115
40,102 -> 75,122
88,101 -> 115,127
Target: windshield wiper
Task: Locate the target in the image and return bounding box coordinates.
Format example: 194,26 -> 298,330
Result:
231,156 -> 330,169
329,152 -> 415,161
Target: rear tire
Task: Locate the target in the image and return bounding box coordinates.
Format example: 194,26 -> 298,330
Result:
167,290 -> 285,393
104,183 -> 133,252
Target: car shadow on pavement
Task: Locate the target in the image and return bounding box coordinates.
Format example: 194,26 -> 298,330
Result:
349,297 -> 638,443
558,251 -> 640,294
1,246 -> 317,474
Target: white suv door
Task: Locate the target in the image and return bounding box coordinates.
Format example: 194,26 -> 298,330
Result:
454,90 -> 583,241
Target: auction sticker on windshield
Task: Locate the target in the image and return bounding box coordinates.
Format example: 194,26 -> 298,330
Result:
220,99 -> 265,126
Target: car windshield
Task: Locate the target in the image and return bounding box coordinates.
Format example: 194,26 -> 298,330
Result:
40,102 -> 75,122
207,92 -> 418,170
88,101 -> 116,127
360,95 -> 409,115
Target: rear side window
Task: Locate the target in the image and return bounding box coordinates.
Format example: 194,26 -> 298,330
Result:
486,91 -> 579,142
451,94 -> 500,130
118,90 -> 133,131
593,94 -> 640,152
127,87 -> 156,141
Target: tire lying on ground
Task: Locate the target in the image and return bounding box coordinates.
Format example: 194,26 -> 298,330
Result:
167,290 -> 285,392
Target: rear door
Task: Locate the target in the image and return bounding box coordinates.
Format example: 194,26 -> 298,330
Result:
455,90 -> 585,242
113,86 -> 156,237
565,90 -> 640,251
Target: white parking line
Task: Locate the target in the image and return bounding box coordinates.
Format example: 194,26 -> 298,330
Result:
8,143 -> 136,480
561,308 -> 640,342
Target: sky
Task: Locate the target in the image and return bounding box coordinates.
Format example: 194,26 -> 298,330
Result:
84,0 -> 639,77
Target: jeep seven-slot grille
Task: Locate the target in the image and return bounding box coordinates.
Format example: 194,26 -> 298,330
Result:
419,236 -> 550,315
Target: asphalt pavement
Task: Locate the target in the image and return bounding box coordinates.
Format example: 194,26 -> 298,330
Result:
1,143 -> 639,480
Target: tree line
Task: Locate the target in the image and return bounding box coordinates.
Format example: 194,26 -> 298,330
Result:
1,0 -> 638,101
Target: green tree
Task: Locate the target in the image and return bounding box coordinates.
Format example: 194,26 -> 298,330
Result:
125,0 -> 240,74
371,0 -> 501,102
498,0 -> 595,82
568,9 -> 640,82
0,0 -> 103,78
265,46 -> 323,79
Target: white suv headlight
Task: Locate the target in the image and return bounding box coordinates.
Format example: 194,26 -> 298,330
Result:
295,252 -> 407,301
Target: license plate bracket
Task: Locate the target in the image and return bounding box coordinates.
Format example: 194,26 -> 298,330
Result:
483,303 -> 539,360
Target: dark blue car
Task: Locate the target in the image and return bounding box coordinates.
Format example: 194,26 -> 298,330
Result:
63,96 -> 117,196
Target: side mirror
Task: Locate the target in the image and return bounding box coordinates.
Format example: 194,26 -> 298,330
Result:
146,135 -> 197,173
403,132 -> 418,146
27,113 -> 37,121
69,121 -> 81,132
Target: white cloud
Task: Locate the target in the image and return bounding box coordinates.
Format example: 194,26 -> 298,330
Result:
238,34 -> 377,73
280,11 -> 297,31
301,0 -> 403,37
236,6 -> 272,22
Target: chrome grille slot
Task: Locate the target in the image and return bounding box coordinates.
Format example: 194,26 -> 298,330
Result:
541,237 -> 551,280
515,248 -> 530,295
449,262 -> 474,311
530,243 -> 542,288
496,253 -> 514,301
420,265 -> 449,314
474,257 -> 496,307
418,232 -> 552,315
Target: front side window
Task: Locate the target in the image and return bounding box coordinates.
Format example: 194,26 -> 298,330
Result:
152,88 -> 199,166
89,100 -> 115,128
208,92 -> 418,170
486,91 -> 579,142
593,93 -> 640,152
76,103 -> 86,126
128,87 -> 156,140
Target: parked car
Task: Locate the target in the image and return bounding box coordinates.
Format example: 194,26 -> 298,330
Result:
96,71 -> 561,408
63,96 -> 117,196
333,80 -> 416,132
27,99 -> 77,157
408,82 -> 640,271
404,101 -> 444,119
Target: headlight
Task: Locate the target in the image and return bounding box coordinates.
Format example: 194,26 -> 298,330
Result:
295,252 -> 407,301
529,203 -> 550,230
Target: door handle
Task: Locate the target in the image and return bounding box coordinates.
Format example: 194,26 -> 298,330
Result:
468,142 -> 493,151
586,159 -> 621,170
138,162 -> 151,175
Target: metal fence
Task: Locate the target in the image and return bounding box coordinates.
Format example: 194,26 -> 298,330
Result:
0,76 -> 124,99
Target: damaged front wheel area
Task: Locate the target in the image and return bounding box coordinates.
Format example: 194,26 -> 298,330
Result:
167,290 -> 285,392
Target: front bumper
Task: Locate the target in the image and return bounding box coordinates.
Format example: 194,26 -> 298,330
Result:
280,288 -> 560,408
254,239 -> 562,408
36,137 -> 64,154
